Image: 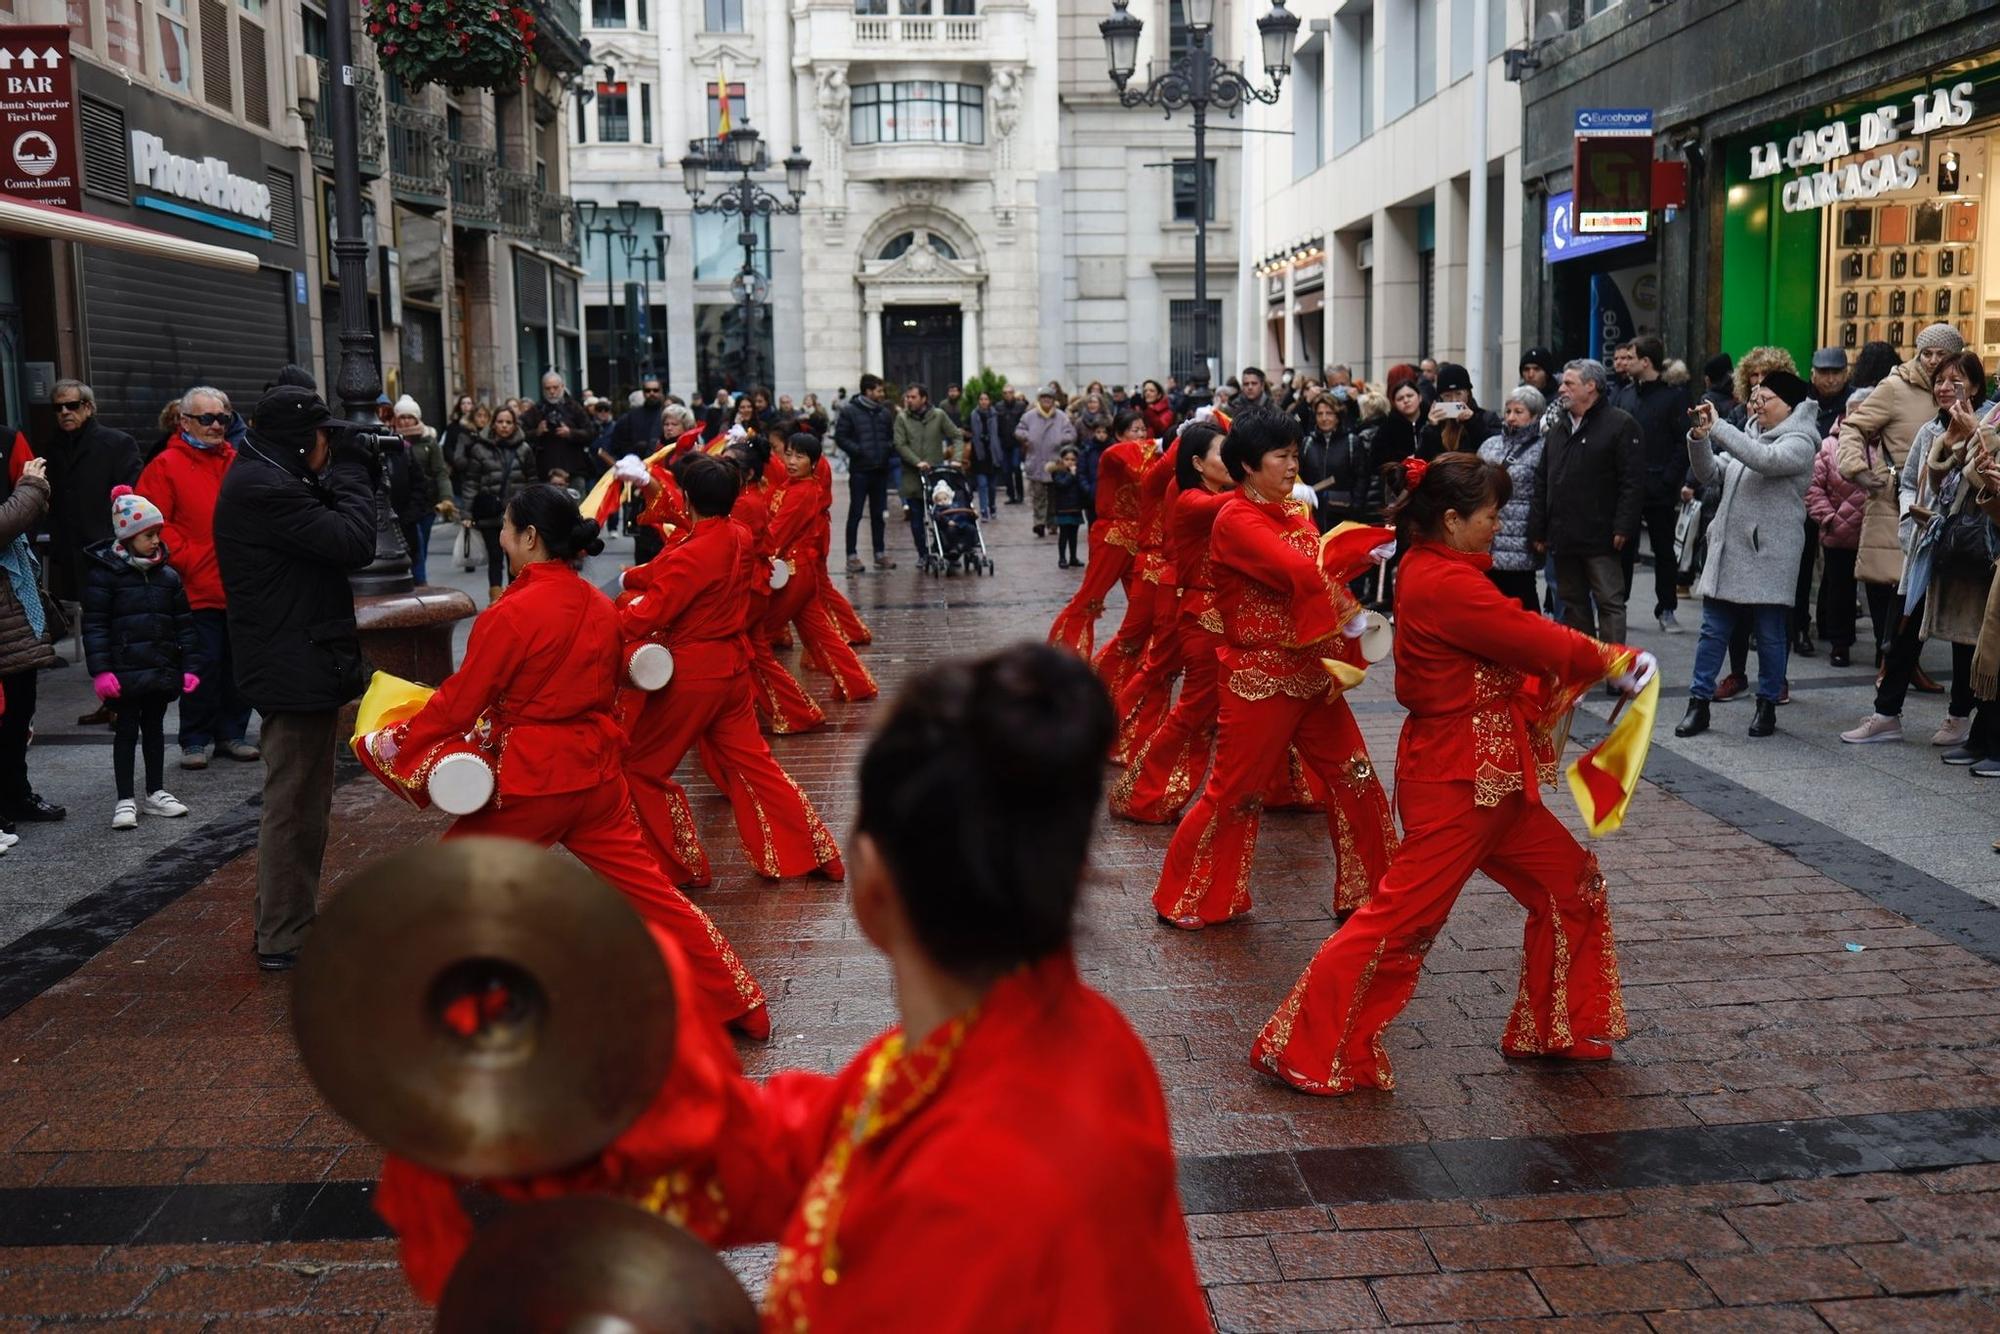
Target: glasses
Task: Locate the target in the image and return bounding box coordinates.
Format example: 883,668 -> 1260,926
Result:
1747,394 -> 1777,408
183,412 -> 230,426
53,400 -> 84,413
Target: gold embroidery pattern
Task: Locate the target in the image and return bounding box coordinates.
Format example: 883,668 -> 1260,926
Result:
1254,970 -> 1313,1078
743,784 -> 782,878
1324,937 -> 1390,1093
784,772 -> 843,871
666,786 -> 708,881
1196,606 -> 1224,635
1168,802 -> 1229,921
635,1170 -> 731,1237
1228,663 -> 1332,702
1581,854 -> 1631,1040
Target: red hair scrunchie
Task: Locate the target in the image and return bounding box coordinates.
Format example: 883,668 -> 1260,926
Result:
1403,457 -> 1429,489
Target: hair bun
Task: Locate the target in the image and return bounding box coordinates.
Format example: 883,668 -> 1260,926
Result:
967,645 -> 1114,784
569,518 -> 605,560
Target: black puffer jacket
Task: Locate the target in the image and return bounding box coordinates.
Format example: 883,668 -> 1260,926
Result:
81,541 -> 199,698
834,394 -> 896,472
214,431 -> 377,713
460,432 -> 537,528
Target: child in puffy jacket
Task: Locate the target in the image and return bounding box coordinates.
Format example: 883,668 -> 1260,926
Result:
1808,416 -> 1871,668
83,487 -> 202,830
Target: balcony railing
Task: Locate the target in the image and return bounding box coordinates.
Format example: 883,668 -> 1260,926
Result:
537,191 -> 579,264
387,103 -> 448,211
686,135 -> 770,172
446,140 -> 499,230
532,0 -> 589,78
853,14 -> 982,44
306,57 -> 384,180
494,166 -> 578,263
496,167 -> 538,235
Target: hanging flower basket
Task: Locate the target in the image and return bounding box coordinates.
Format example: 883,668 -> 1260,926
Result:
365,0 -> 536,94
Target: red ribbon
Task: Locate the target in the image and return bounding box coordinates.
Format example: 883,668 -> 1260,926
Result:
1404,457 -> 1429,489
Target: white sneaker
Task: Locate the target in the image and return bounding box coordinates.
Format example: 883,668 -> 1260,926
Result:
111,799 -> 138,831
142,790 -> 189,818
0,829 -> 16,849
1841,713 -> 1904,744
1933,715 -> 1973,747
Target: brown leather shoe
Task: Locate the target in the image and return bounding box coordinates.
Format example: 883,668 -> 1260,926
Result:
76,705 -> 116,727
1913,663 -> 1947,694
1712,673 -> 1749,702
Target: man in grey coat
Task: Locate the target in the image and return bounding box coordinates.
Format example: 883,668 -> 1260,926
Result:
1673,370 -> 1820,741
1014,384 -> 1077,536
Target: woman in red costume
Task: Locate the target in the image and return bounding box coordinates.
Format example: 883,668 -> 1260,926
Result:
621,452 -> 845,885
385,483 -> 768,1037
1149,412 -> 1395,928
1252,453 -> 1654,1095
727,437 -> 826,735
761,434 -> 879,703
1095,415 -> 1181,701
1048,410 -> 1157,659
377,645 -> 1209,1332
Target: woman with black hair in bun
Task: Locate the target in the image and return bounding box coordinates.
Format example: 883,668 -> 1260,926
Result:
378,644 -> 1210,1330
1252,453 -> 1652,1095
389,483 -> 769,1038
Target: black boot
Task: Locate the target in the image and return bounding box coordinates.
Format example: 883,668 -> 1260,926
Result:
1673,699 -> 1710,738
1749,698 -> 1778,737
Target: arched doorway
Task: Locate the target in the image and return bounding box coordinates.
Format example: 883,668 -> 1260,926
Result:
857,221 -> 985,388
882,305 -> 961,393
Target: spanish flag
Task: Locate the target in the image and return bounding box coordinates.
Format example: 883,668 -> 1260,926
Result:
351,670 -> 435,743
1564,672 -> 1659,837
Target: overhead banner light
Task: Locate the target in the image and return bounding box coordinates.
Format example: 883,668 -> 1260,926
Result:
1574,108 -> 1654,235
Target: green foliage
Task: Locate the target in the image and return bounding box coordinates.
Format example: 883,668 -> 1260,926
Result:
366,0 -> 535,93
961,366 -> 1009,406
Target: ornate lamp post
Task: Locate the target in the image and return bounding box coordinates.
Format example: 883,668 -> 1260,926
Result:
577,198 -> 640,397
1099,0 -> 1299,389
681,123 -> 809,392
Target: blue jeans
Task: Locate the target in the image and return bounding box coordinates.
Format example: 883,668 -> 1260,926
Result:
414,514 -> 435,585
1690,600 -> 1789,703
974,472 -> 995,517
845,467 -> 890,558
180,608 -> 252,751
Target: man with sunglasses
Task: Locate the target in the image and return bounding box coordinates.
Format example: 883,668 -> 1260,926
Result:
138,387 -> 256,770
39,381 -> 141,612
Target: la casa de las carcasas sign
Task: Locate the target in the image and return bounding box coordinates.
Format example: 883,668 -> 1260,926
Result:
1751,82 -> 1974,213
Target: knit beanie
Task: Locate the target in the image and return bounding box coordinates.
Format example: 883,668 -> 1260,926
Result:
1520,347 -> 1560,379
1916,322 -> 1966,354
109,485 -> 164,541
1703,353 -> 1734,385
1760,370 -> 1812,410
393,395 -> 423,421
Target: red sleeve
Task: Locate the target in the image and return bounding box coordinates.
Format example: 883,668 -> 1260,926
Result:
618,544 -> 711,640
1211,506 -> 1358,645
6,433 -> 30,485
633,464 -> 690,536
138,453 -> 185,558
765,484 -> 818,557
1430,558 -> 1623,688
397,600 -> 522,756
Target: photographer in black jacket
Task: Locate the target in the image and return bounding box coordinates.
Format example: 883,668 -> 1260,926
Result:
1609,335 -> 1693,634
214,386 -> 377,971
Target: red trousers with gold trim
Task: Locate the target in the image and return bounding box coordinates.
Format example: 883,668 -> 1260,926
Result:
1048,529 -> 1134,660
1095,574 -> 1162,703
746,590 -> 827,735
822,567 -> 872,645
1250,781 -> 1626,1096
764,578 -> 878,702
1149,680 -> 1392,925
628,675 -> 845,883
443,780 -> 765,1027
1111,614 -> 1183,766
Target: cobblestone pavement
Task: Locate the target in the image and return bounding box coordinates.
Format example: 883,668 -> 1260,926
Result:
1,495 -> 1999,1330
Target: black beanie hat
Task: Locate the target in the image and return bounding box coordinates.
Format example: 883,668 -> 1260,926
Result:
1759,369 -> 1812,410
1704,353 -> 1734,385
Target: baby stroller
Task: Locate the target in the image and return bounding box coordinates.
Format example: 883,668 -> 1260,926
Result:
921,462 -> 994,576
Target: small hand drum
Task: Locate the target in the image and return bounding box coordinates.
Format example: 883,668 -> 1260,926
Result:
353,729 -> 495,815
1357,611 -> 1394,664
768,556 -> 792,591
627,642 -> 675,692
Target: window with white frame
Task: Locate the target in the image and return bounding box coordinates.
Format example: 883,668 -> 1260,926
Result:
849,82 -> 984,145
705,0 -> 743,29
155,0 -> 192,93
596,82 -> 629,142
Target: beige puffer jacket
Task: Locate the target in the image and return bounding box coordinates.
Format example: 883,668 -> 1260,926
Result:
1837,359 -> 1937,585
0,475 -> 58,677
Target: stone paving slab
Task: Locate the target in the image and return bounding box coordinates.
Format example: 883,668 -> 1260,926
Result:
0,503 -> 1998,1328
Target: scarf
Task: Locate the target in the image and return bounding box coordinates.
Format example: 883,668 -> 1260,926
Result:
1498,422 -> 1539,465
115,538 -> 166,571
0,535 -> 43,639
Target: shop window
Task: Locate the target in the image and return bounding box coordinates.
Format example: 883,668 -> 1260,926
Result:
597,83 -> 629,143
1172,158 -> 1215,223
1292,40 -> 1322,179
704,0 -> 743,30
1414,0 -> 1436,103
156,0 -> 193,94
1168,0 -> 1192,63
106,0 -> 146,72
693,212 -> 770,281
695,301 -> 773,397
849,82 -> 984,146
706,82 -> 747,136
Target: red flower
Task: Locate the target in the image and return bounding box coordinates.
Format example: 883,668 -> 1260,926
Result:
367,19 -> 381,32
407,2 -> 420,12
381,41 -> 398,53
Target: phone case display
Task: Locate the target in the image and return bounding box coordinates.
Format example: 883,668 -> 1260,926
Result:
1915,249 -> 1931,277
1892,289 -> 1908,316
1916,201 -> 1946,244
1942,249 -> 1957,277
1888,320 -> 1906,346
1892,250 -> 1910,278
1879,205 -> 1911,245
1950,200 -> 1980,241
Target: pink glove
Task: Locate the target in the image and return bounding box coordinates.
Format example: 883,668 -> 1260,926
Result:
182,673 -> 200,695
92,672 -> 120,701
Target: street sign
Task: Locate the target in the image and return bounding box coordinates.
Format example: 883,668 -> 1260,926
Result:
0,26 -> 80,211
1574,107 -> 1654,236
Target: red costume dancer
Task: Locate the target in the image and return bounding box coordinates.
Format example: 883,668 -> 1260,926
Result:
1047,417 -> 1156,659
1095,451 -> 1176,701
1252,454 -> 1649,1095
760,434 -> 878,703
392,490 -> 765,1034
812,452 -> 873,646
1149,414 -> 1393,928
729,442 -> 826,735
376,645 -> 1209,1333
623,455 -> 845,883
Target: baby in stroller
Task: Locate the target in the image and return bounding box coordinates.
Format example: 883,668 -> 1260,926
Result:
923,462 -> 992,575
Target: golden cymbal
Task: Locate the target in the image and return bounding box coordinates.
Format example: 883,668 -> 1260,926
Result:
291,838 -> 677,1177
438,1197 -> 758,1334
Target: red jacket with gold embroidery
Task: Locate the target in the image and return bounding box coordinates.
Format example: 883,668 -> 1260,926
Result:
765,474 -> 829,567
1133,460 -> 1179,584
1095,439 -> 1156,551
396,561 -> 625,799
1393,540 -> 1629,807
375,948 -> 1209,1334
617,516 -> 753,681
1169,485 -> 1232,635
1211,493 -> 1361,701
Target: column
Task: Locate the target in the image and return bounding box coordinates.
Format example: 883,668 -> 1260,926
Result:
1372,206 -> 1422,375
863,298 -> 884,374
961,303 -> 980,378
1432,176 -> 1469,367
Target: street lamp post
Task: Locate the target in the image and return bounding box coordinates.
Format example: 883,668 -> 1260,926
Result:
681,123 -> 809,394
577,198 -> 639,398
1099,0 -> 1299,390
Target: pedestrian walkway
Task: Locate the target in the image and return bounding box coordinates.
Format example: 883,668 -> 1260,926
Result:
0,502 -> 1997,1329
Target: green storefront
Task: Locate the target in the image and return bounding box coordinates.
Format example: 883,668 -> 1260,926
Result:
1721,53 -> 2000,374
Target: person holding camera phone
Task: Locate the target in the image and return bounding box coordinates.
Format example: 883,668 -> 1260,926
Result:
214,383 -> 380,971
1420,363 -> 1499,458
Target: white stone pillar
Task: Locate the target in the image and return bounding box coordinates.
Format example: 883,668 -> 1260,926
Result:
863,298 -> 883,375
961,303 -> 980,378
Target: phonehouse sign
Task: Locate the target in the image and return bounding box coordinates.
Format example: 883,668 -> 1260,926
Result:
1574,108 -> 1654,235
0,27 -> 80,211
1748,82 -> 1974,214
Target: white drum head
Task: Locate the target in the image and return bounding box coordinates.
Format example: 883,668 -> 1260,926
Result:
1359,611 -> 1393,664
768,557 -> 791,591
627,642 -> 675,691
428,751 -> 495,815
